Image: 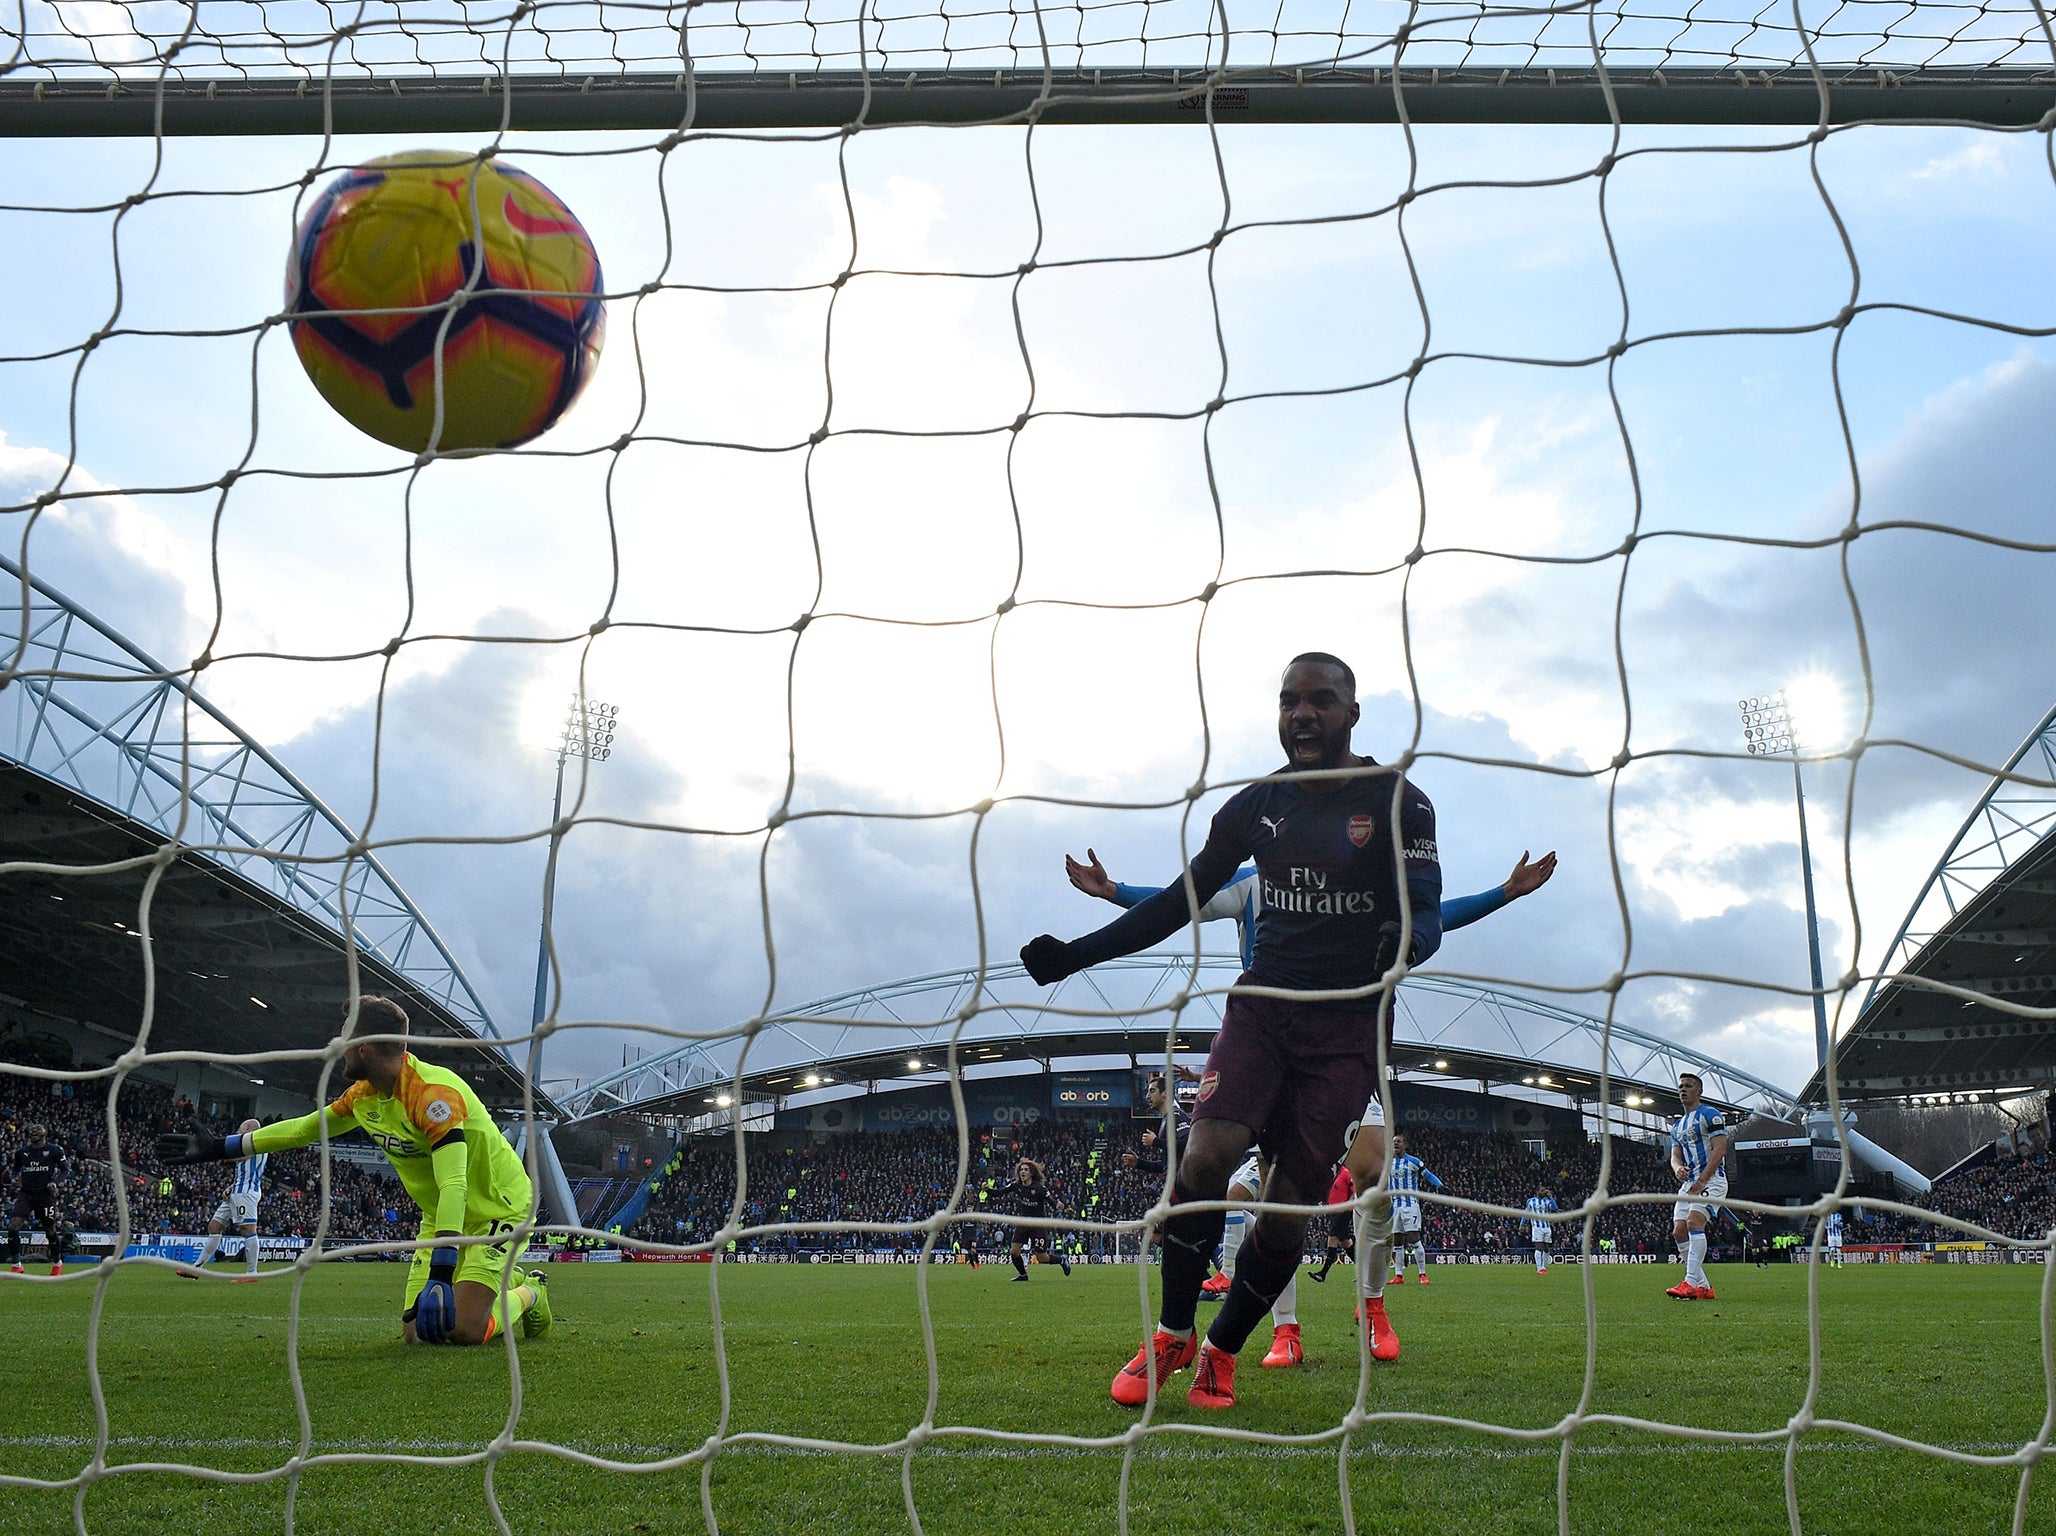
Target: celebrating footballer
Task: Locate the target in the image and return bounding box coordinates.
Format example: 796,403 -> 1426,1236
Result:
1020,652 -> 1442,1410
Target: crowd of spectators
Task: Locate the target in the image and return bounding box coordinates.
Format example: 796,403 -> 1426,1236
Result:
620,1116 -> 1702,1258
2,1077 -> 406,1242
1843,1144 -> 2056,1243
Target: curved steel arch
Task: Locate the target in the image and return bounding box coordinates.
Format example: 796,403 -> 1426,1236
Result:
563,956 -> 1799,1123
1862,702 -> 2056,1019
0,552 -> 507,1050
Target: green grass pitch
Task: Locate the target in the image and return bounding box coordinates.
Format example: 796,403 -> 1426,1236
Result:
1,1259 -> 2050,1535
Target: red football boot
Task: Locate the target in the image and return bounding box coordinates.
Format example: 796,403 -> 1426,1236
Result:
1665,1279 -> 1696,1299
1689,1283 -> 1716,1300
1364,1298 -> 1401,1362
1110,1329 -> 1199,1407
1260,1322 -> 1304,1368
1199,1270 -> 1233,1298
1188,1343 -> 1237,1409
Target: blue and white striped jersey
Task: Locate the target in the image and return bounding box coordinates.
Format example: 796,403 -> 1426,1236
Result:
1390,1153 -> 1442,1219
230,1151 -> 267,1199
1670,1105 -> 1726,1178
1524,1194 -> 1557,1239
1824,1211 -> 1843,1243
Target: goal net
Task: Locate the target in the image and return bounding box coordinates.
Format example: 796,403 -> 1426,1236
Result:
2,0 -> 2054,1529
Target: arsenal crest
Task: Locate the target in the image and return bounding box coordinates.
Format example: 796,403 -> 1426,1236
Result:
1347,814 -> 1373,848
1197,1071 -> 1220,1102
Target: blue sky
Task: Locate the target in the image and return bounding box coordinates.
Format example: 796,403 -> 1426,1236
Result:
4,105 -> 2053,1099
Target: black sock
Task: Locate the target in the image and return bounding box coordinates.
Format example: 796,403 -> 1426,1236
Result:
4,1227 -> 17,1264
1315,1247 -> 1338,1278
1207,1231 -> 1301,1355
1158,1179 -> 1226,1335
1012,1251 -> 1028,1278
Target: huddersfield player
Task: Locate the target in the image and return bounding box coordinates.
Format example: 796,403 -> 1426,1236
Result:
1214,1151 -> 1304,1366
1822,1209 -> 1844,1266
1524,1184 -> 1558,1274
7,1125 -> 67,1275
188,1119 -> 266,1279
158,996 -> 552,1345
1665,1071 -> 1729,1300
993,1158 -> 1071,1279
1388,1134 -> 1442,1285
1022,653 -> 1442,1410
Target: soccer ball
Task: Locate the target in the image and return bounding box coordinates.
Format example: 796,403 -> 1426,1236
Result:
285,151 -> 606,454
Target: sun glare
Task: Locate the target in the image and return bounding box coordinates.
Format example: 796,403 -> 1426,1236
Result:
1783,672 -> 1849,752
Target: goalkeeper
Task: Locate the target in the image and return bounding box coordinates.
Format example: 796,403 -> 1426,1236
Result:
157,995 -> 550,1346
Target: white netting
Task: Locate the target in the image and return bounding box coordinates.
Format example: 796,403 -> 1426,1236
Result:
2,0 -> 2054,80
4,0 -> 2056,1530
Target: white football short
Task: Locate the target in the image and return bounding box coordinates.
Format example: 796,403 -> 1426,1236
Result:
1396,1216 -> 1424,1240
212,1192 -> 260,1228
1228,1154 -> 1263,1202
1529,1224 -> 1553,1246
1672,1173 -> 1728,1223
1358,1094 -> 1386,1128
1825,1234 -> 1843,1250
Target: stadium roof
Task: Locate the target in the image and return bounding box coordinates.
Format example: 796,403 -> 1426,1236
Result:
1802,703 -> 2056,1105
560,958 -> 1799,1127
0,555 -> 544,1113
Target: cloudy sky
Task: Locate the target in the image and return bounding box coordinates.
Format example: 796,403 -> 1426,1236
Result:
4,73 -> 2053,1100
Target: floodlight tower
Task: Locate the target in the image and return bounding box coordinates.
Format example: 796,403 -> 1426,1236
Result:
531,694 -> 621,1031
1738,688 -> 1831,1071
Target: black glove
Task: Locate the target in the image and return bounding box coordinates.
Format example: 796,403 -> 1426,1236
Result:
1020,935 -> 1075,986
154,1129 -> 230,1164
1373,920 -> 1404,977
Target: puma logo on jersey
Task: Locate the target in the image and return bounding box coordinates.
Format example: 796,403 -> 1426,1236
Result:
1259,816 -> 1287,838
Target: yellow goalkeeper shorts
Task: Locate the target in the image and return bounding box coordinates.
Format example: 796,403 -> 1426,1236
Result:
401,1218 -> 525,1309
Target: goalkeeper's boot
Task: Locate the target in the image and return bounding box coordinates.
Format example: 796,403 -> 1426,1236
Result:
1199,1270 -> 1232,1298
1688,1283 -> 1716,1301
1110,1329 -> 1198,1407
1188,1342 -> 1238,1410
49,1262 -> 64,1276
7,1264 -> 21,1275
1260,1323 -> 1304,1368
1665,1279 -> 1696,1299
521,1268 -> 553,1340
1391,1271 -> 1406,1285
1364,1297 -> 1401,1363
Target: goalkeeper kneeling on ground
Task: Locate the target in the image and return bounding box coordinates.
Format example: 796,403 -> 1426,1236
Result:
157,995 -> 552,1347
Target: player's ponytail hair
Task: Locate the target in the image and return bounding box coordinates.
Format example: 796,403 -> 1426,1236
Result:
342,994 -> 410,1056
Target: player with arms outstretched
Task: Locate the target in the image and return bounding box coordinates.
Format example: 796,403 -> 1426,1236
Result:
1388,1133 -> 1443,1284
7,1124 -> 67,1275
1022,653 -> 1443,1410
1666,1071 -> 1729,1300
992,1158 -> 1071,1279
158,996 -> 552,1345
1523,1184 -> 1558,1274
186,1118 -> 266,1279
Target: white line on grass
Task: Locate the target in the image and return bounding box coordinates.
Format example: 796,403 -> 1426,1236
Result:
0,1434 -> 2036,1463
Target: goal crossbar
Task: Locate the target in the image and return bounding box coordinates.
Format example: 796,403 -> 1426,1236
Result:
2,65 -> 2051,135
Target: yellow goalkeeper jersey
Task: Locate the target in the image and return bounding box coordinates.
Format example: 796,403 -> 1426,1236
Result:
255,1054 -> 530,1236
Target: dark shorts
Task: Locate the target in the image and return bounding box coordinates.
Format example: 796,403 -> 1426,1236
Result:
1192,985 -> 1383,1201
12,1186 -> 56,1222
1011,1225 -> 1052,1251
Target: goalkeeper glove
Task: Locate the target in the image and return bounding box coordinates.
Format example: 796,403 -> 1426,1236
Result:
414,1247 -> 461,1343
155,1128 -> 238,1164
1020,935 -> 1076,986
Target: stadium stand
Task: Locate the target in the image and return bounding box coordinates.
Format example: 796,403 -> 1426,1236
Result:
0,1077 -> 404,1243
